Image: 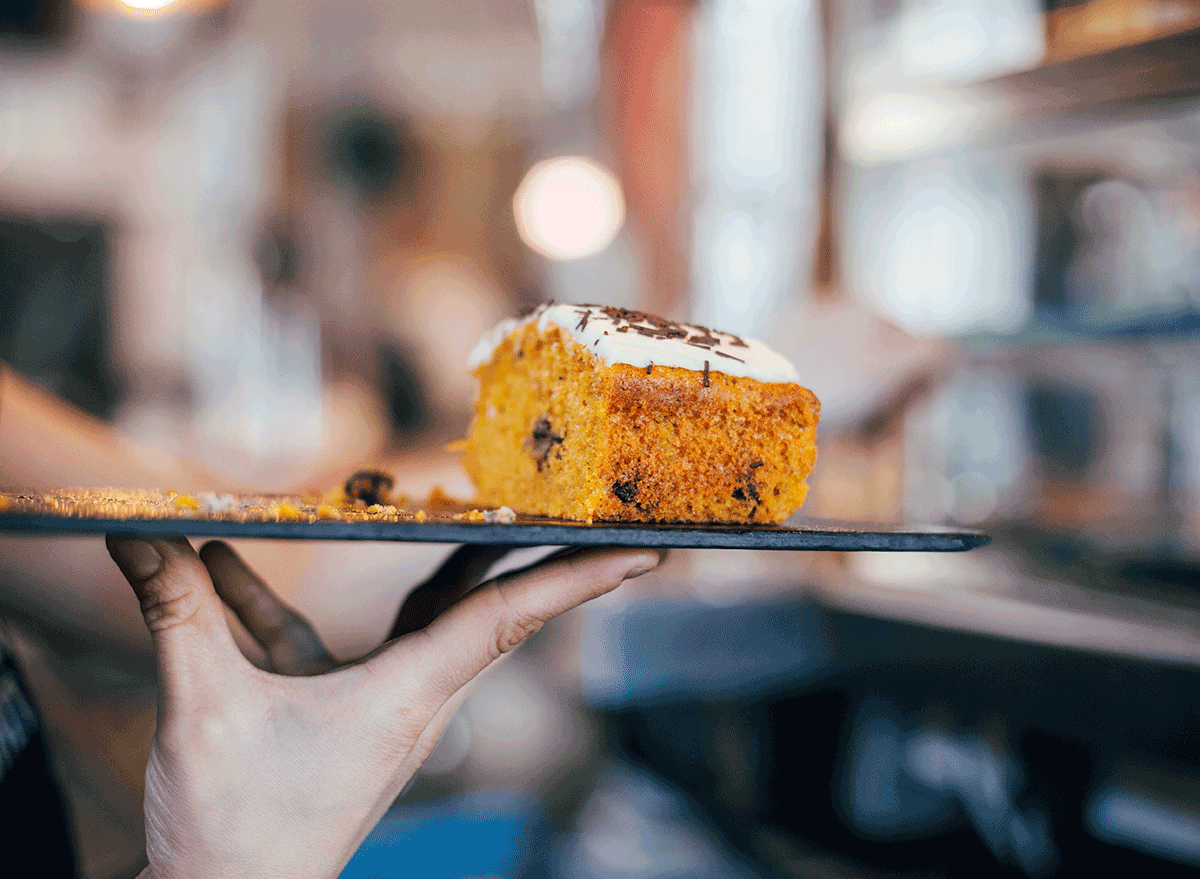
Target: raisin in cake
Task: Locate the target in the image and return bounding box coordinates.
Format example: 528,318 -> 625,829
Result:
461,304 -> 819,523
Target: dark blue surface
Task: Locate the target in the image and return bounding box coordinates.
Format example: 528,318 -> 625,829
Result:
340,792 -> 543,879
0,511 -> 989,551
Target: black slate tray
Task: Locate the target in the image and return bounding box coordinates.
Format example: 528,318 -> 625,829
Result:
0,512 -> 987,552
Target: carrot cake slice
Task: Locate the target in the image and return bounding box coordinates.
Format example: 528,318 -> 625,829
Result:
461,304 -> 819,523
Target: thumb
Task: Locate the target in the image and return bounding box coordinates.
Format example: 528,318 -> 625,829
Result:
380,547 -> 663,706
107,535 -> 246,709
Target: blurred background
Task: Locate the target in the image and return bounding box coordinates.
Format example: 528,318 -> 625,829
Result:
3,0 -> 1200,876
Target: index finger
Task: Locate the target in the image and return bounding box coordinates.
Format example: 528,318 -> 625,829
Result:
200,540 -> 337,676
388,544 -> 513,640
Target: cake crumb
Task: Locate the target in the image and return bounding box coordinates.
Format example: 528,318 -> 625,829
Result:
414,510 -> 428,523
174,495 -> 200,510
483,506 -> 516,524
426,486 -> 468,510
274,503 -> 303,521
315,504 -> 341,520
322,487 -> 348,507
198,492 -> 239,514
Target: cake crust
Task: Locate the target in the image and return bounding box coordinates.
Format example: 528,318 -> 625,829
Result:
463,306 -> 820,524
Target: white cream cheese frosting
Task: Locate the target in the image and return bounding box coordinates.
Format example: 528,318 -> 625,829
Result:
467,303 -> 800,384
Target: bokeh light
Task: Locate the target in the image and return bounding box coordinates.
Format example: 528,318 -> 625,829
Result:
116,0 -> 187,13
513,156 -> 625,261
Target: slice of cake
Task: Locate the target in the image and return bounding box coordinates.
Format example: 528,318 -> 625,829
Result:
461,304 -> 819,524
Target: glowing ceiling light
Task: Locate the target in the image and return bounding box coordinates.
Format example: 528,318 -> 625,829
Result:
116,0 -> 187,13
513,156 -> 625,261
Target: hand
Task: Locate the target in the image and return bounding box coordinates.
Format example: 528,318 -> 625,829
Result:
106,536 -> 662,879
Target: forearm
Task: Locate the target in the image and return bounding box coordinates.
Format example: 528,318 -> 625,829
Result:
0,365 -> 386,653
0,365 -> 224,652
0,365 -> 218,491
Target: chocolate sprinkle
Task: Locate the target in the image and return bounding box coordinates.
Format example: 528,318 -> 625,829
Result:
345,470 -> 394,507
526,416 -> 564,473
703,361 -> 710,387
646,363 -> 653,375
750,460 -> 764,469
714,350 -> 744,363
746,480 -> 761,519
612,480 -> 638,503
545,302 -> 754,355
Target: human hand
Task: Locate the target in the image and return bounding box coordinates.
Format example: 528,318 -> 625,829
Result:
106,536 -> 661,879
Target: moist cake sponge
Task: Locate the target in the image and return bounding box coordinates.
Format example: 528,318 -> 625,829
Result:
461,304 -> 819,524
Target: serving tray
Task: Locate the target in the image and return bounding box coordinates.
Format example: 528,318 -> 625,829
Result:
0,489 -> 987,552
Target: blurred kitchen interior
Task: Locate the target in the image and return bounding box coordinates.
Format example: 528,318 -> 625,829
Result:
4,0 -> 1200,877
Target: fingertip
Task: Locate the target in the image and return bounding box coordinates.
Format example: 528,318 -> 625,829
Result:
198,539 -> 230,562
584,547 -> 662,580
106,534 -> 164,583
621,550 -> 663,580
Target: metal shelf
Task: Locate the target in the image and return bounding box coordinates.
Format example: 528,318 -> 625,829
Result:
841,27 -> 1200,165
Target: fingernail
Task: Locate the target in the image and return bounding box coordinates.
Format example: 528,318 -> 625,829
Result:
622,559 -> 659,580
107,537 -> 163,582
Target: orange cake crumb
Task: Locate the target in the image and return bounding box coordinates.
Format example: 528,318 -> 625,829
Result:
274,503 -> 303,521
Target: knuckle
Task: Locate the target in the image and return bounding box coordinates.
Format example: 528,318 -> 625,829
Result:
139,584 -> 205,633
484,582 -> 545,658
491,613 -> 543,658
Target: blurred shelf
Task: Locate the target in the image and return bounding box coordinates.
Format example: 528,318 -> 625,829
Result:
841,26 -> 1200,165
1008,24 -> 1200,115
580,538 -> 1200,711
824,544 -> 1200,668
962,308 -> 1200,349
